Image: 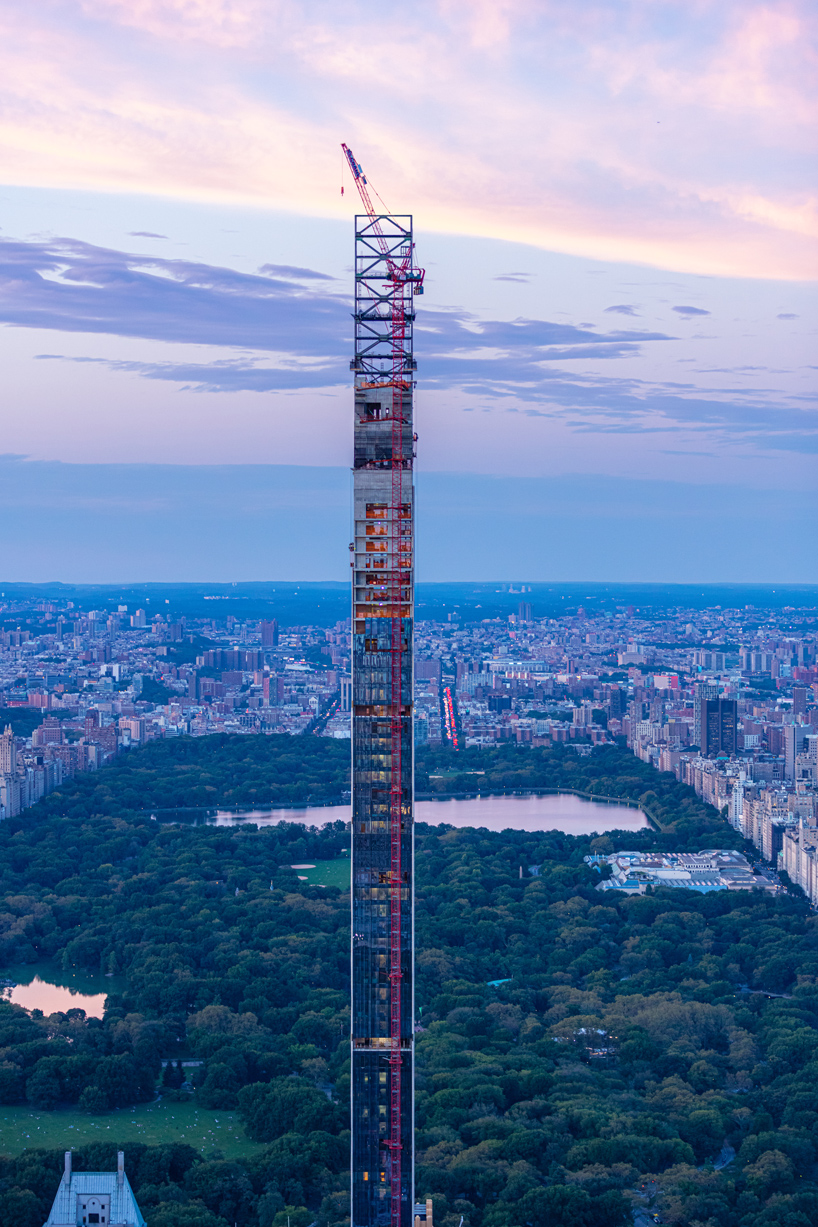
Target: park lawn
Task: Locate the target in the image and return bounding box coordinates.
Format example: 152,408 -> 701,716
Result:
0,1098 -> 265,1160
297,858 -> 350,890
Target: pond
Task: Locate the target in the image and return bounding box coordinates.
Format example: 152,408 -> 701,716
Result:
197,791 -> 648,835
0,964 -> 125,1019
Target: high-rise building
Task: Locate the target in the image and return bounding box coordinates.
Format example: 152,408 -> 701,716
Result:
702,698 -> 738,757
32,719 -> 63,748
785,724 -> 808,782
740,648 -> 773,674
0,724 -> 15,774
792,687 -> 807,718
604,685 -> 624,720
0,773 -> 22,819
120,717 -> 145,744
349,208 -> 419,1227
261,619 -> 279,647
693,650 -> 727,671
693,682 -> 718,748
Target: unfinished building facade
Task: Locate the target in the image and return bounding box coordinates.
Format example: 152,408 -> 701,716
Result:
349,210 -> 420,1227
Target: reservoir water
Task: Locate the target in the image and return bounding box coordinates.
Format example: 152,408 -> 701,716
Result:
1,964 -> 124,1018
202,792 -> 648,835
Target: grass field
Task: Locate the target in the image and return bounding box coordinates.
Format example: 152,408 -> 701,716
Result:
0,1098 -> 265,1159
294,857 -> 350,890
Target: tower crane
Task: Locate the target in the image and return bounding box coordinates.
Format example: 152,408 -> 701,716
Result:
341,145 -> 425,296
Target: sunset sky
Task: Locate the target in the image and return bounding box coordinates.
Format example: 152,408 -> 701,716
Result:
0,0 -> 815,582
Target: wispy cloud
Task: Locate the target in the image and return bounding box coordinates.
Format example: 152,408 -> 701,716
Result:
35,353 -> 344,393
0,1 -> 814,278
673,305 -> 711,317
604,304 -> 639,316
259,263 -> 335,281
0,235 -> 350,352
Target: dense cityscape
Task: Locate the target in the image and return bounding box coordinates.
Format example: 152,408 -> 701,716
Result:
2,591 -> 816,900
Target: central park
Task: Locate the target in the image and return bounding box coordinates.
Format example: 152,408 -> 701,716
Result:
1,737 -> 817,1227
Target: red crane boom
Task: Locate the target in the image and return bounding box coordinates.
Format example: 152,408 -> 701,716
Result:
342,145 -> 425,295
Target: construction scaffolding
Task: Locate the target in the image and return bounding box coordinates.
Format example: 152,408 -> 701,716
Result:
345,146 -> 422,1227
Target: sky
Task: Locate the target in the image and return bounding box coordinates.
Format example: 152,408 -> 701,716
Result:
0,0 -> 816,582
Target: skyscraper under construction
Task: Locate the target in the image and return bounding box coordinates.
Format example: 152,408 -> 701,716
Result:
343,146 -> 423,1227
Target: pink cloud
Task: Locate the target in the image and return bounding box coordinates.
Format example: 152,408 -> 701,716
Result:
0,0 -> 814,278
78,0 -> 268,46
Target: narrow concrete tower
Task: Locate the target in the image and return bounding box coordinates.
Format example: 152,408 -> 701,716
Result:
348,203 -> 421,1227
